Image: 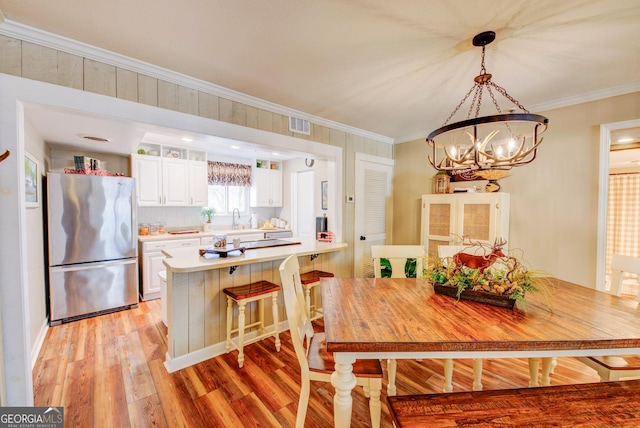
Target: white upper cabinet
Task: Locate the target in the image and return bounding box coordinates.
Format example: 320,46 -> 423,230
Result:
133,155 -> 162,205
421,192 -> 510,257
188,159 -> 208,206
250,160 -> 282,207
132,144 -> 207,207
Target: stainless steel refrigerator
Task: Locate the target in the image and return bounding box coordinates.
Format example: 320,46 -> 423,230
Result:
47,172 -> 138,325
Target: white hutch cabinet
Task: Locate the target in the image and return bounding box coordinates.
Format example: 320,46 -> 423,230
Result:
421,192 -> 510,257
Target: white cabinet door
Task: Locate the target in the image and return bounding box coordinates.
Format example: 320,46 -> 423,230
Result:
143,251 -> 165,300
270,170 -> 283,206
133,155 -> 162,206
250,168 -> 282,207
421,193 -> 510,257
189,160 -> 208,206
141,238 -> 200,300
162,158 -> 189,206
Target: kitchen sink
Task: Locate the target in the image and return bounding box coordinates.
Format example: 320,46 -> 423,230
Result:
241,239 -> 301,249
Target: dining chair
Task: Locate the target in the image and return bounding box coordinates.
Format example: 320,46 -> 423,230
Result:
576,254 -> 640,381
372,245 -> 430,395
279,255 -> 383,428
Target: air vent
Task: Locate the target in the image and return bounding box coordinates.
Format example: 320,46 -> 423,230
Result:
289,116 -> 311,135
77,134 -> 112,143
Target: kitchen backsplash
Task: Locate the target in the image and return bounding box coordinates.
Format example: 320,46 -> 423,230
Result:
137,206 -> 280,230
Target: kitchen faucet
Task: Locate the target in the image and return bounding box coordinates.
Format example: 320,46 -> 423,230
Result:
232,208 -> 241,230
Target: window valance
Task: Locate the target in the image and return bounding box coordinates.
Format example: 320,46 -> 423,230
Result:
207,161 -> 252,186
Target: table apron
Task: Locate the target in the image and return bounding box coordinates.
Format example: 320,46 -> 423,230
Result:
337,347 -> 640,360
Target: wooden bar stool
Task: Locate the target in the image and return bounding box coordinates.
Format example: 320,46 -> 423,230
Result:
223,280 -> 282,368
299,270 -> 334,320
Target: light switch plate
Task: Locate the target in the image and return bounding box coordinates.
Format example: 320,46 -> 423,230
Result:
346,195 -> 354,203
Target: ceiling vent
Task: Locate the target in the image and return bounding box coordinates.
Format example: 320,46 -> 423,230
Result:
289,116 -> 311,135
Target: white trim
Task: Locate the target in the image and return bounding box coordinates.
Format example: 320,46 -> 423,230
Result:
0,19 -> 394,145
596,118 -> 640,292
164,320 -> 289,373
30,320 -> 48,370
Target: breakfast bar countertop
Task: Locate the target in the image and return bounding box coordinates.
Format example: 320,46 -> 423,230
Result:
162,236 -> 347,273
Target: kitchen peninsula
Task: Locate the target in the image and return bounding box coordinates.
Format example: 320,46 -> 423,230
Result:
161,237 -> 348,372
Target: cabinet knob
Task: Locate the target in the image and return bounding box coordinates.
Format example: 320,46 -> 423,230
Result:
360,236 -> 366,241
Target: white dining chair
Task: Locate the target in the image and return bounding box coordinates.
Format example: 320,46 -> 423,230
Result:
576,254 -> 640,381
372,245 -> 430,395
279,255 -> 383,428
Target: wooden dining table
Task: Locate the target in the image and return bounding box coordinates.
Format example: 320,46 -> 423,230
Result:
321,277 -> 640,428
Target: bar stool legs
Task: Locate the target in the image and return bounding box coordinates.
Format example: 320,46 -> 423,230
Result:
224,280 -> 281,368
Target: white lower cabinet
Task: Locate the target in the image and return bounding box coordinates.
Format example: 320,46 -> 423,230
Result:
140,238 -> 200,300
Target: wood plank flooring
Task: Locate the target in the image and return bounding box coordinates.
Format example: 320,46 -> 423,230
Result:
33,300 -> 603,427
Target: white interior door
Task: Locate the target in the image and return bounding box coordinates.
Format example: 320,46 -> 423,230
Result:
294,170 -> 315,237
354,153 -> 394,277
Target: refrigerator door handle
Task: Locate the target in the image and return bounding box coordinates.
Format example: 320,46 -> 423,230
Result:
51,259 -> 136,273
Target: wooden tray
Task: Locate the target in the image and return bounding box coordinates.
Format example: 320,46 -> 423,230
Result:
199,247 -> 246,258
433,284 -> 516,309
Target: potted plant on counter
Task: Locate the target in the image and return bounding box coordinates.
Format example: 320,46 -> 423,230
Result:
201,207 -> 215,232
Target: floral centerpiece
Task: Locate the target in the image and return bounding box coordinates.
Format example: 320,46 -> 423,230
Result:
426,240 -> 554,309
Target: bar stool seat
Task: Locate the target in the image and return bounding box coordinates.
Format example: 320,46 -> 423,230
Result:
223,280 -> 281,368
299,270 -> 334,320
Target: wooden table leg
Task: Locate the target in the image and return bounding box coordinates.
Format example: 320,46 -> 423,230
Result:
331,352 -> 357,428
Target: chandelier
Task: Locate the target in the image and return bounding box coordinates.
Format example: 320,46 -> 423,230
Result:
427,31 -> 548,172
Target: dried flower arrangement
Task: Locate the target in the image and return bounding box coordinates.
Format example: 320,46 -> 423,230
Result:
426,240 -> 554,309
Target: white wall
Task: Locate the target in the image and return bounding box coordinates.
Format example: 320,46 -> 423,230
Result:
23,121 -> 48,368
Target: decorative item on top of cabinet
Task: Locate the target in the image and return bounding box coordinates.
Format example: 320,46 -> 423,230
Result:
132,143 -> 207,206
433,170 -> 450,194
420,192 -> 510,257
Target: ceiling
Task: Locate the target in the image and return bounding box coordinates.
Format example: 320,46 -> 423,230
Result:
1,0 -> 639,143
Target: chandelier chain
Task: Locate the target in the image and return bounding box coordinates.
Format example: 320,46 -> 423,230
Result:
489,82 -> 530,113
441,84 -> 476,127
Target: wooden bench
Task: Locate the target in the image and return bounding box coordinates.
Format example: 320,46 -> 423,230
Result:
387,380 -> 640,427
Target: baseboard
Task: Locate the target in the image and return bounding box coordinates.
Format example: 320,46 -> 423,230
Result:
164,319 -> 290,373
31,318 -> 49,369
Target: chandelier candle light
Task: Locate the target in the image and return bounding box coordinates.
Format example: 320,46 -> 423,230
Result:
427,31 -> 548,172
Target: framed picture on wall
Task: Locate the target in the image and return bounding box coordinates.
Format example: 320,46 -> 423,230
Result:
321,181 -> 328,210
25,151 -> 40,208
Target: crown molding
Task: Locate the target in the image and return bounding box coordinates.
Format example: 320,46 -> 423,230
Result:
528,82 -> 640,113
0,19 -> 394,145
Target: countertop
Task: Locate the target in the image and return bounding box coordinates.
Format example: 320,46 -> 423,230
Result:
139,228 -> 290,242
161,236 -> 347,273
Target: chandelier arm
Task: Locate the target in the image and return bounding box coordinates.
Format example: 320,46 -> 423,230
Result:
480,137 -> 543,163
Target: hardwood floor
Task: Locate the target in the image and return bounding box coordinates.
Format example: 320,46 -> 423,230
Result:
33,300 -> 602,427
